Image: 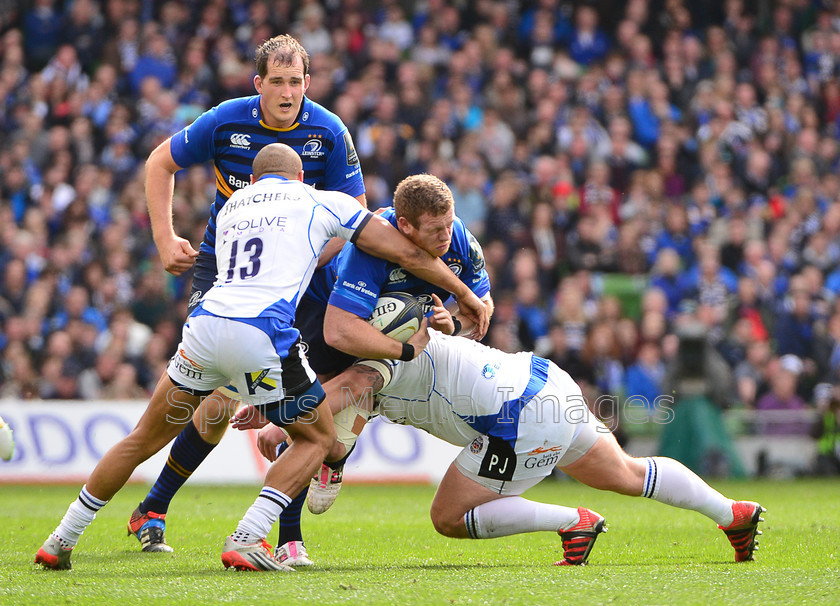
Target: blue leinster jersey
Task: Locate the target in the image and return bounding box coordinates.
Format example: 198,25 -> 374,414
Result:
169,95 -> 364,258
327,208 -> 491,317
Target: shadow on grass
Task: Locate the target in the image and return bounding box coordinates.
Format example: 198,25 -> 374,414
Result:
31,549 -> 748,577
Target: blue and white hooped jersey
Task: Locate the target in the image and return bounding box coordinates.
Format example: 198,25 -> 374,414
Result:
197,175 -> 371,322
372,331 -> 554,448
169,95 -> 365,258
324,207 -> 491,316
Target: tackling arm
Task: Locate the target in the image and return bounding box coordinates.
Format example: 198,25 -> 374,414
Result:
145,138 -> 198,275
238,362 -> 386,462
452,294 -> 495,338
317,193 -> 368,269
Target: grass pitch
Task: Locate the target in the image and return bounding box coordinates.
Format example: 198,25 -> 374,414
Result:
1,478 -> 837,605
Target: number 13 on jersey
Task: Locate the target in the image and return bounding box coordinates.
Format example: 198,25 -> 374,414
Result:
225,237 -> 263,282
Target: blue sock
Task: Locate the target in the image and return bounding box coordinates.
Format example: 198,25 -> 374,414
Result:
274,441 -> 307,545
140,421 -> 216,514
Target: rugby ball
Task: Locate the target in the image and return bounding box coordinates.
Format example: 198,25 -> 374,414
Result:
0,415 -> 14,462
367,292 -> 425,343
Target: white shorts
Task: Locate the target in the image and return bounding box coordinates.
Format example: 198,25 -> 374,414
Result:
167,312 -> 316,407
453,365 -> 608,495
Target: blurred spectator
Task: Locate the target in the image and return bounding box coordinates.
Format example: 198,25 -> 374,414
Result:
649,203 -> 695,267
649,248 -> 683,317
129,32 -> 176,93
484,171 -> 528,248
551,280 -> 589,354
679,243 -> 738,333
582,321 -> 625,398
717,316 -> 756,370
100,362 -> 148,399
735,339 -> 772,408
55,282 -> 102,323
293,3 -> 332,57
514,278 -> 550,355
77,349 -> 119,400
547,322 -> 590,384
23,0 -> 62,71
624,340 -> 666,412
60,0 -> 105,71
755,354 -> 810,435
569,4 -> 609,66
449,158 -> 487,238
95,307 -> 152,361
527,203 -> 562,291
0,341 -> 38,399
775,278 -> 818,363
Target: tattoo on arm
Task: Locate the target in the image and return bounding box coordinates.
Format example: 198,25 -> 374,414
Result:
353,365 -> 385,394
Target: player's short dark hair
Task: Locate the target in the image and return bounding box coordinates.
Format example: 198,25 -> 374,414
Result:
255,34 -> 309,78
393,174 -> 454,228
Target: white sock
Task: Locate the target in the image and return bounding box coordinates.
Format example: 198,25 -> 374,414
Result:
235,487 -> 291,540
642,457 -> 734,526
463,497 -> 581,539
53,485 -> 108,548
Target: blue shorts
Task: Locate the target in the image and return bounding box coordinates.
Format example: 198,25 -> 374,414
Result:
187,250 -> 217,313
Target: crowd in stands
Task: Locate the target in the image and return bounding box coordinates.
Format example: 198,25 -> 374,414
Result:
1,0 -> 840,463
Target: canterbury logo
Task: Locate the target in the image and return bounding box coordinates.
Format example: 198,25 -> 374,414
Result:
230,133 -> 251,148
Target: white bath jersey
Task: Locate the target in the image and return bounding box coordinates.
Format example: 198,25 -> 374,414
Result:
359,331 -> 606,494
168,175 -> 369,408
200,174 -> 371,320
373,331 -> 536,446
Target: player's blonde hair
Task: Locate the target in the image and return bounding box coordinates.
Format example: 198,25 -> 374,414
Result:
255,34 -> 309,78
393,174 -> 454,228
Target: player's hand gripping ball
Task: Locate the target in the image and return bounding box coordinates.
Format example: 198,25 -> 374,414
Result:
367,292 -> 426,343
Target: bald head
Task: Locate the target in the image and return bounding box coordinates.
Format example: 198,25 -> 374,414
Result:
252,143 -> 303,180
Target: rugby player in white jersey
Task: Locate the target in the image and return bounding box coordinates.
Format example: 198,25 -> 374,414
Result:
236,329 -> 765,565
35,144 -> 489,572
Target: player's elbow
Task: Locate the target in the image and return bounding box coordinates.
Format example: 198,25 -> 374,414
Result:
145,138 -> 178,174
482,295 -> 495,318
322,321 -> 342,349
323,317 -> 351,352
145,141 -> 167,169
395,246 -> 430,272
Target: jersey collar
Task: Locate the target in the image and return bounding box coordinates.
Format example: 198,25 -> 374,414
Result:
257,174 -> 291,182
258,96 -> 312,132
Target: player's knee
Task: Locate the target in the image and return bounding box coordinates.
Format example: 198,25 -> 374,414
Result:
197,392 -> 236,428
598,455 -> 646,495
429,505 -> 462,538
312,421 -> 337,454
623,456 -> 648,495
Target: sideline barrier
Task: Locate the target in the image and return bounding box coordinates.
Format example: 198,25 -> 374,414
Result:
0,401 -> 819,482
0,401 -> 462,484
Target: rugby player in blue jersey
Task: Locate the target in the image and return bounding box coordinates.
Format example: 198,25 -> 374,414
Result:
268,173 -> 495,565
129,35 -> 488,553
